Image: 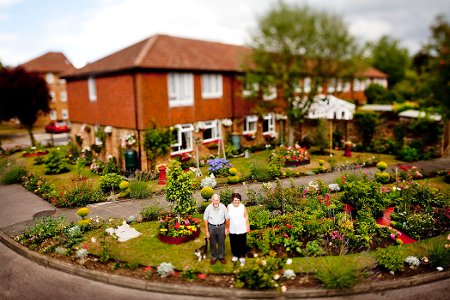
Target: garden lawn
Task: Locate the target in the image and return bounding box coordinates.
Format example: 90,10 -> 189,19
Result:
85,218 -> 450,275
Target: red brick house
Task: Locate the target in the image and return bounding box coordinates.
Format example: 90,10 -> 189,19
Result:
20,52 -> 74,127
63,34 -> 387,171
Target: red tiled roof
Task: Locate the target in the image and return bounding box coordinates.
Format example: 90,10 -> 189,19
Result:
63,34 -> 251,77
357,67 -> 388,78
20,51 -> 74,74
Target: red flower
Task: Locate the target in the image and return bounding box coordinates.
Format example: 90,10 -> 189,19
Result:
198,273 -> 207,280
283,233 -> 289,238
82,244 -> 88,250
175,222 -> 180,230
286,224 -> 293,229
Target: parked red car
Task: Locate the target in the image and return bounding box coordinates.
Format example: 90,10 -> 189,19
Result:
45,120 -> 71,134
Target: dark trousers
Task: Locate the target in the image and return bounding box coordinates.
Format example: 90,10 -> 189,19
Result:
209,224 -> 225,260
229,233 -> 247,258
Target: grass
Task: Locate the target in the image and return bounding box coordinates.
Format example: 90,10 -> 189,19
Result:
84,217 -> 450,275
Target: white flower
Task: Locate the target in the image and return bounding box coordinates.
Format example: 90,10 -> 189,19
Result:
281,286 -> 287,293
76,248 -> 88,259
286,258 -> 292,265
91,237 -> 97,243
404,256 -> 420,268
273,274 -> 280,280
328,183 -> 340,192
262,260 -> 267,266
436,267 -> 444,272
222,119 -> 232,127
283,269 -> 296,280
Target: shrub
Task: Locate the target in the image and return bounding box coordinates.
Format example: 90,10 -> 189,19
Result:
141,204 -> 164,221
60,182 -> 104,207
397,145 -> 420,162
429,239 -> 450,269
200,186 -> 214,200
234,256 -> 283,289
18,216 -> 66,246
165,160 -> 196,216
77,207 -> 90,219
229,167 -> 238,176
219,186 -> 234,207
376,247 -> 404,272
44,150 -> 70,175
228,175 -> 241,184
375,171 -> 391,183
1,165 -> 27,184
99,173 -> 124,193
304,240 -> 325,257
250,164 -> 272,182
129,180 -> 151,199
376,161 -> 388,171
77,218 -> 92,227
119,181 -> 129,191
314,259 -> 358,289
157,262 -> 175,277
207,158 -> 231,176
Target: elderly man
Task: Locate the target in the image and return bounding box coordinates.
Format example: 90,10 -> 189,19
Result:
203,193 -> 230,265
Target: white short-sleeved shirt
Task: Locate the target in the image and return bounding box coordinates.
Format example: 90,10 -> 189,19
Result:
227,203 -> 247,234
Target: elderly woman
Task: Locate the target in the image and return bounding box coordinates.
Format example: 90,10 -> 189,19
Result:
227,193 -> 250,266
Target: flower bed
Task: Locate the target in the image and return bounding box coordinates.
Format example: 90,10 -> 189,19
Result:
271,144 -> 310,166
158,213 -> 202,244
22,150 -> 48,157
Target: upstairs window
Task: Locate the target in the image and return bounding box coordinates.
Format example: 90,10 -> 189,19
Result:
353,79 -> 360,92
327,78 -> 336,93
50,91 -> 56,102
88,77 -> 97,101
201,120 -> 221,143
171,124 -> 194,155
243,115 -> 258,134
168,73 -> 193,107
243,82 -> 259,97
46,73 -> 54,84
202,74 -> 222,99
263,113 -> 276,135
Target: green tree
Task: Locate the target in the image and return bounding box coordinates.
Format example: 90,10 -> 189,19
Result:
368,35 -> 410,87
165,160 -> 196,218
420,15 -> 450,119
364,83 -> 389,104
0,67 -> 50,146
354,111 -> 378,150
244,2 -> 360,145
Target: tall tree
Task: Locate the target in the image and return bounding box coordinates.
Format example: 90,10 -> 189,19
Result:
0,67 -> 51,146
244,2 -> 360,145
368,35 -> 410,87
421,15 -> 450,118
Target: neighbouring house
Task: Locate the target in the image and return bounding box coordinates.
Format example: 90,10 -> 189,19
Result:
20,52 -> 75,127
62,34 -> 387,171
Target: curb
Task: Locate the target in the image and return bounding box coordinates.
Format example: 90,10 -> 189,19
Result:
1,230 -> 450,299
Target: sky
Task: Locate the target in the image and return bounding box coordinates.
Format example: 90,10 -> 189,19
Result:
1,0 -> 449,68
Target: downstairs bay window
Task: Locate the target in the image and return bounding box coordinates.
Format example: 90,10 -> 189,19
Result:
171,124 -> 194,155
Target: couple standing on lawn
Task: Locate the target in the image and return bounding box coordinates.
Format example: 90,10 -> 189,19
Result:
203,193 -> 250,266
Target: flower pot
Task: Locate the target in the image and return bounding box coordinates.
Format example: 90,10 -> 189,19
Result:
158,228 -> 200,245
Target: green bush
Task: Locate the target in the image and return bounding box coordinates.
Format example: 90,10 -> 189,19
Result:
99,173 -> 124,193
228,167 -> 238,176
200,186 -> 214,200
141,204 -> 164,221
228,175 -> 241,184
234,256 -> 283,289
1,165 -> 26,184
314,259 -> 358,289
376,161 -> 388,171
376,247 -> 404,272
219,186 -> 234,207
397,145 -> 420,162
77,207 -> 90,218
375,171 -> 390,183
59,182 -> 104,207
129,180 -> 151,199
248,206 -> 272,230
199,201 -> 210,213
250,164 -> 272,182
44,150 -> 70,175
165,160 -> 196,216
304,240 -> 325,257
428,239 -> 450,269
18,216 -> 67,246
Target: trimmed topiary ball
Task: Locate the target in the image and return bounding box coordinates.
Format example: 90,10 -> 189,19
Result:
375,171 -> 391,183
201,186 -> 214,200
119,180 -> 129,191
376,161 -> 388,172
229,167 -> 238,176
77,218 -> 92,227
228,175 -> 240,184
318,159 -> 325,166
77,207 -> 90,219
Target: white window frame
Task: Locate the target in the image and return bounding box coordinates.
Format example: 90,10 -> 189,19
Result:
262,113 -> 276,135
49,110 -> 57,120
243,115 -> 258,134
243,82 -> 259,97
353,79 -> 360,92
343,81 -> 351,92
59,78 -> 66,85
201,120 -> 221,144
60,91 -> 67,102
168,73 -> 194,107
171,124 -> 194,155
88,77 -> 97,101
46,73 -> 54,84
327,78 -> 336,93
263,86 -> 277,101
61,109 -> 69,120
201,74 -> 222,99
50,91 -> 56,102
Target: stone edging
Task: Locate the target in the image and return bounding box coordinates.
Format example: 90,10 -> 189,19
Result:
1,229 -> 449,299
